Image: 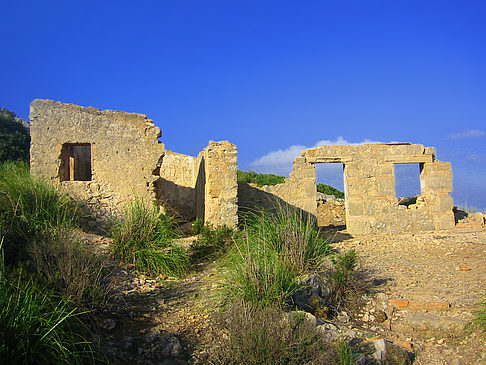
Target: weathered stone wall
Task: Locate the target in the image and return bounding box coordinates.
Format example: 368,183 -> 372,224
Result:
157,150 -> 196,220
245,156 -> 317,216
302,143 -> 454,234
196,141 -> 238,228
317,201 -> 346,227
30,99 -> 165,225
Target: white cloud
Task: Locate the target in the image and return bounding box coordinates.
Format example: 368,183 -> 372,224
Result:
449,129 -> 486,140
250,136 -> 382,176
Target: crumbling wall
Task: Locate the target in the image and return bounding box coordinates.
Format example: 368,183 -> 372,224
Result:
30,99 -> 165,225
239,156 -> 317,216
317,201 -> 346,227
157,150 -> 196,220
195,141 -> 238,228
303,143 -> 455,234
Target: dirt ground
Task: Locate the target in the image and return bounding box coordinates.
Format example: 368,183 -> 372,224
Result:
92,227 -> 486,364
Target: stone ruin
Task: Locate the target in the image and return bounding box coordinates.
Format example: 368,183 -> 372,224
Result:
30,99 -> 456,234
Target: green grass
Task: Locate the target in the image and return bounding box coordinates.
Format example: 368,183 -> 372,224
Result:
190,219 -> 234,263
0,240 -> 95,365
0,161 -> 78,264
111,199 -> 189,276
223,206 -> 331,306
473,297 -> 486,336
210,301 -> 335,364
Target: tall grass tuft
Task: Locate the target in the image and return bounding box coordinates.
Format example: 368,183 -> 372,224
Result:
0,161 -> 78,264
111,200 -> 189,276
209,300 -> 335,364
0,239 -> 95,364
223,206 -> 331,306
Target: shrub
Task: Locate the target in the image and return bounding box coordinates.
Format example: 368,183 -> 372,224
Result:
0,108 -> 30,163
209,301 -> 335,364
28,229 -> 113,307
317,183 -> 345,199
237,170 -> 286,187
190,220 -> 234,263
0,161 -> 78,264
223,207 -> 330,306
0,240 -> 95,365
327,249 -> 362,311
111,200 -> 189,276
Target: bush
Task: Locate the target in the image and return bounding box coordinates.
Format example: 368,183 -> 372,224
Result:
209,301 -> 335,364
111,200 -> 189,276
327,249 -> 363,311
0,161 -> 78,264
0,108 -> 30,163
317,183 -> 345,199
223,207 -> 330,306
237,170 -> 286,187
0,240 -> 95,365
28,229 -> 113,307
190,220 -> 234,263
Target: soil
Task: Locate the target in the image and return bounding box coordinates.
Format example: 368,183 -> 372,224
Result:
89,227 -> 486,364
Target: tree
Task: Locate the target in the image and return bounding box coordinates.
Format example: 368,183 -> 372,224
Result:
0,108 -> 30,163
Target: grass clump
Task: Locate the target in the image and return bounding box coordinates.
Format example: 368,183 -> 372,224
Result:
190,219 -> 234,263
29,229 -> 113,307
0,161 -> 78,264
223,207 -> 330,306
473,296 -> 486,336
111,200 -> 189,276
0,240 -> 95,365
209,301 -> 335,364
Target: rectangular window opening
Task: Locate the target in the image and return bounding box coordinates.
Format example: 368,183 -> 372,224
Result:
315,163 -> 346,229
394,163 -> 421,205
60,143 -> 92,181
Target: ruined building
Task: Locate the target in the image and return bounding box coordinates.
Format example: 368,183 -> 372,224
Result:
30,99 -> 455,234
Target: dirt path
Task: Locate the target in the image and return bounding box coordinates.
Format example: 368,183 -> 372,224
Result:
332,228 -> 486,364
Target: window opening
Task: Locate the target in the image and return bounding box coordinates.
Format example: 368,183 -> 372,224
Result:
315,163 -> 346,229
60,143 -> 92,181
394,163 -> 421,205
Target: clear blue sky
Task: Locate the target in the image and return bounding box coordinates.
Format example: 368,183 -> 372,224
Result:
2,0 -> 485,210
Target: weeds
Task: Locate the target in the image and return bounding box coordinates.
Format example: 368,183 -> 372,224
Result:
190,219 -> 234,263
0,161 -> 78,264
111,199 -> 189,276
338,342 -> 356,365
473,296 -> 486,336
209,300 -> 335,364
28,229 -> 113,307
223,207 -> 330,306
0,239 -> 95,364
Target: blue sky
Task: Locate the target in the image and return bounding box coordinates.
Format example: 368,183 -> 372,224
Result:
2,1 -> 485,210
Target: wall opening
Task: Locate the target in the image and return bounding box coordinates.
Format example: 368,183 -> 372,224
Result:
394,163 -> 421,205
60,143 -> 92,181
315,163 -> 346,229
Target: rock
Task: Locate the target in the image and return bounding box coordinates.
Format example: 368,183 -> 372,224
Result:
291,274 -> 331,316
102,318 -> 116,330
372,339 -> 414,365
160,334 -> 182,357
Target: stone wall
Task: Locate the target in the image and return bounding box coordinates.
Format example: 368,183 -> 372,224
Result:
240,143 -> 455,235
157,150 -> 197,220
317,201 -> 346,227
30,99 -> 165,225
30,100 -> 239,228
195,141 -> 238,228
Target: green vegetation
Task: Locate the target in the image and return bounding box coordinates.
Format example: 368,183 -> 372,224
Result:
327,249 -> 361,311
238,170 -> 345,199
237,170 -> 285,187
210,301 -> 334,364
317,183 -> 345,199
473,297 -> 486,336
111,200 -> 189,276
0,161 -> 78,264
0,108 -> 30,163
338,342 -> 356,365
223,206 -> 331,306
190,219 -> 234,263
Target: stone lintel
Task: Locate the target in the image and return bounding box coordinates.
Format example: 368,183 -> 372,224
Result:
385,154 -> 434,164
